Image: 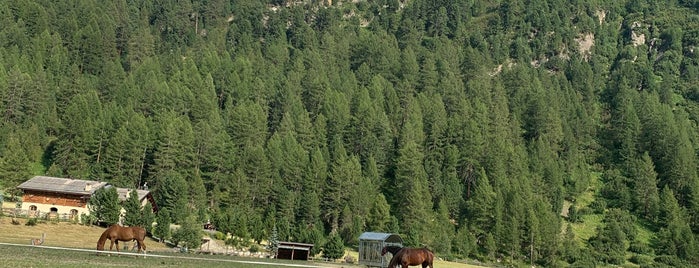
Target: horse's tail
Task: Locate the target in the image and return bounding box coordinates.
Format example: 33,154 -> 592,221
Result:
425,247 -> 435,265
387,254 -> 398,268
134,226 -> 147,252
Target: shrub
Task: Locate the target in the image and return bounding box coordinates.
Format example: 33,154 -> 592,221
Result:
81,213 -> 96,226
249,244 -> 260,253
344,255 -> 356,264
218,232 -> 227,240
25,218 -> 38,226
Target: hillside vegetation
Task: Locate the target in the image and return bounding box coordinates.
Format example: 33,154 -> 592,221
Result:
2,0 -> 699,267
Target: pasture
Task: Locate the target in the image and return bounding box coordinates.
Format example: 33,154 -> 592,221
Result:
0,215 -> 486,268
0,244 -> 335,268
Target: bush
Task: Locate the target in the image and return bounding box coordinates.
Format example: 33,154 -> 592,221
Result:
249,244 -> 260,253
25,218 -> 38,226
213,231 -> 225,240
344,255 -> 356,264
81,213 -> 96,226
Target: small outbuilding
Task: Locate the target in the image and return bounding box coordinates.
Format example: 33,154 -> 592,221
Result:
358,232 -> 404,267
276,241 -> 314,261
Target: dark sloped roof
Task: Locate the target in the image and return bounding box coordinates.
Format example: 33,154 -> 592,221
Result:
17,176 -> 109,195
116,188 -> 151,202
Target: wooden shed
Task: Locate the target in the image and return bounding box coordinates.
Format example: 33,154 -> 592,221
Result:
358,232 -> 403,267
276,241 -> 314,261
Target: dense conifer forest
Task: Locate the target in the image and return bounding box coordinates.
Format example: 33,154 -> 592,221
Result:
2,0 -> 699,266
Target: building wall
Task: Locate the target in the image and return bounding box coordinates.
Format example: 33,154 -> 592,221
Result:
20,190 -> 90,218
22,190 -> 88,207
20,189 -> 155,223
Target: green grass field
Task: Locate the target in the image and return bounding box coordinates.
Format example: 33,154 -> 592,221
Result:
0,244 -> 338,268
0,213 -> 486,268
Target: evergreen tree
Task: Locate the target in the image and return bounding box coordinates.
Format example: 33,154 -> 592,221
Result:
588,215 -> 627,264
141,203 -> 155,233
122,189 -> 142,227
631,152 -> 660,220
322,233 -> 345,260
267,224 -> 279,255
0,133 -> 32,196
366,194 -> 392,232
393,140 -> 432,243
562,223 -> 580,264
154,210 -> 172,242
466,168 -> 496,238
171,214 -> 203,250
89,186 -> 120,225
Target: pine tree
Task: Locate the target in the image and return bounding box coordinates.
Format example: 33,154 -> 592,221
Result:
466,168 -> 496,237
267,225 -> 279,255
89,186 -> 120,225
122,189 -> 142,227
141,203 -> 155,233
588,215 -> 627,264
322,232 -> 345,260
154,210 -> 172,242
171,214 -> 203,250
0,133 -> 32,196
631,152 -> 660,220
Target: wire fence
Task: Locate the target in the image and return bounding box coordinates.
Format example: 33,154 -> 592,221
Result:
0,242 -> 327,268
1,208 -> 79,223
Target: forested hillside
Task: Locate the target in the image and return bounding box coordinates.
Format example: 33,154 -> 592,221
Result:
2,0 -> 699,266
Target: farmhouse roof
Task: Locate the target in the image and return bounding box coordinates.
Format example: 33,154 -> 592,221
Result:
17,176 -> 109,195
116,188 -> 151,202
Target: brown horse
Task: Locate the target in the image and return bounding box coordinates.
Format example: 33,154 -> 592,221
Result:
96,224 -> 147,254
387,247 -> 434,268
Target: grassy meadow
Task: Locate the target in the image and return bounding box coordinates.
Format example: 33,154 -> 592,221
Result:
0,211 -> 486,268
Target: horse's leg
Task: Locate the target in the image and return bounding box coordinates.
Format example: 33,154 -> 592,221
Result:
140,239 -> 147,253
115,240 -> 120,252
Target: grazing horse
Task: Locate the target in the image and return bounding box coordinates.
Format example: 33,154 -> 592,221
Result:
387,247 -> 434,268
96,224 -> 147,254
381,245 -> 403,256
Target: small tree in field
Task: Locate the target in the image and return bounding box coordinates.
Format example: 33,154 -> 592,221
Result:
322,233 -> 345,260
122,189 -> 141,227
171,215 -> 202,250
141,203 -> 155,233
89,186 -> 120,225
154,210 -> 172,242
267,225 -> 279,257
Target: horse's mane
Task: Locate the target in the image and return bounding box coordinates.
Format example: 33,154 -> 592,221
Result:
382,245 -> 403,256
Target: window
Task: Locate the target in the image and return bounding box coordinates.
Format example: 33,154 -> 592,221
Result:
70,209 -> 79,221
